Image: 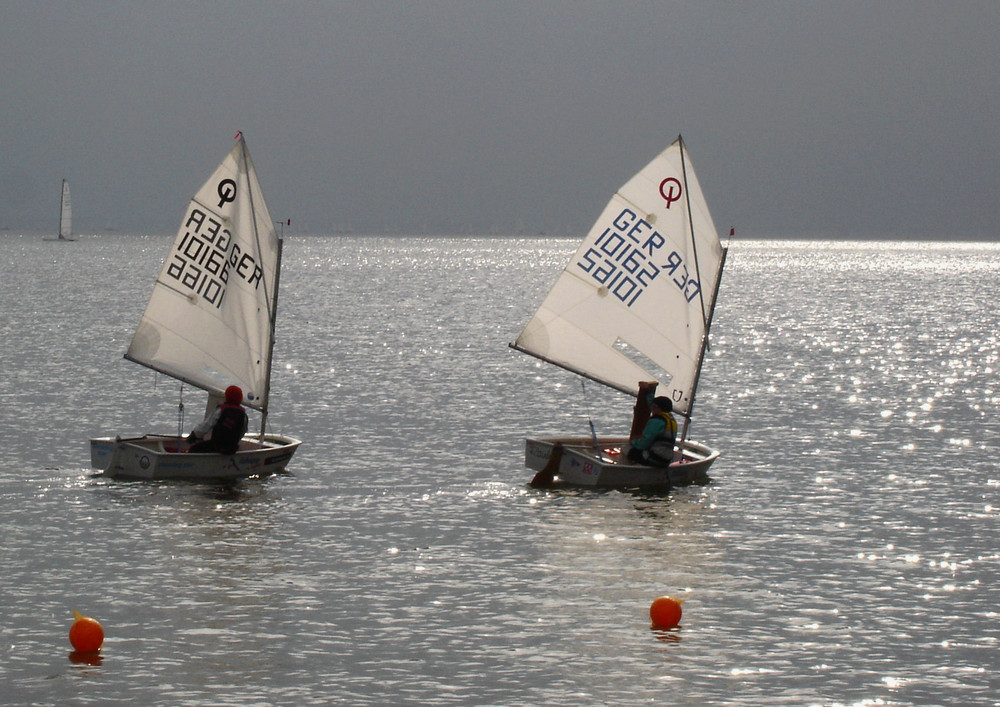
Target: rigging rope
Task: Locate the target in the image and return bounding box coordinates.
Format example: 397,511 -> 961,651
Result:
176,384 -> 185,439
580,379 -> 602,454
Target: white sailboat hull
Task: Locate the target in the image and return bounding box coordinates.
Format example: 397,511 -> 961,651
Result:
524,436 -> 719,489
90,433 -> 301,481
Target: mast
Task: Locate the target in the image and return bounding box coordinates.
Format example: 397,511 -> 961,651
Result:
675,135 -> 726,441
260,235 -> 283,437
238,134 -> 281,437
681,244 -> 727,441
678,135 -> 710,333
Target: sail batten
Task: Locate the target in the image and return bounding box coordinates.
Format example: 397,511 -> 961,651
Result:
124,137 -> 280,412
512,136 -> 724,417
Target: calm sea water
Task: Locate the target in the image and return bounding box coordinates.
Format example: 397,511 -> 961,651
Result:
2,234 -> 998,705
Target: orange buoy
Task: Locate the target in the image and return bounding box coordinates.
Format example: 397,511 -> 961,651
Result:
649,596 -> 684,629
69,611 -> 104,653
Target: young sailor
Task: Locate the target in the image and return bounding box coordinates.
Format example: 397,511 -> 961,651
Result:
187,385 -> 249,454
627,395 -> 677,467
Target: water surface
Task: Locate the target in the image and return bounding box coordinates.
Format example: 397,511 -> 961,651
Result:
2,235 -> 998,705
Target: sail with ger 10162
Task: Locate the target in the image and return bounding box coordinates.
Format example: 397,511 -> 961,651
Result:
90,134 -> 301,480
125,138 -> 279,410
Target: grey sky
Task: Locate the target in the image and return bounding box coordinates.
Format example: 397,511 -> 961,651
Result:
2,1 -> 997,238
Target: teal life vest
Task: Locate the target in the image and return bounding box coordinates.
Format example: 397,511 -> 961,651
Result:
647,411 -> 677,464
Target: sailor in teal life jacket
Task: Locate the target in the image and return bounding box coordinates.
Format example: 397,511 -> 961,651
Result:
627,395 -> 678,467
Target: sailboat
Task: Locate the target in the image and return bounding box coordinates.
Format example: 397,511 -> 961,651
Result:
510,135 -> 727,489
90,135 -> 301,480
44,179 -> 75,241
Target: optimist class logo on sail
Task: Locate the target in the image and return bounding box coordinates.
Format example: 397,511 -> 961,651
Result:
575,206 -> 702,307
164,180 -> 265,308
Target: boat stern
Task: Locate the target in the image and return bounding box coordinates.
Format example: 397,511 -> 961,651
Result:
89,436 -> 116,470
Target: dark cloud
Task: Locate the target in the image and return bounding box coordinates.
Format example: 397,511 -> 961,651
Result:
2,1 -> 997,238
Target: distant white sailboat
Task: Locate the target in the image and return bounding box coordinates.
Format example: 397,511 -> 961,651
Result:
511,135 -> 728,489
90,135 -> 301,480
43,179 -> 75,241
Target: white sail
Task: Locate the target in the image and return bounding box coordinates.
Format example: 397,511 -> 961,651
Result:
125,137 -> 279,411
59,179 -> 72,239
512,136 -> 725,417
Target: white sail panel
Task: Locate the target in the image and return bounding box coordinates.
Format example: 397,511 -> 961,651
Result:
59,180 -> 72,239
513,137 -> 724,416
125,138 -> 279,410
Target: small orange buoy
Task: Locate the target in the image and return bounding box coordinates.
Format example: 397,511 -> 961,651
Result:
69,611 -> 104,653
649,596 -> 684,629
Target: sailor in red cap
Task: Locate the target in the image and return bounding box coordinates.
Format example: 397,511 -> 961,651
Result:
187,385 -> 248,454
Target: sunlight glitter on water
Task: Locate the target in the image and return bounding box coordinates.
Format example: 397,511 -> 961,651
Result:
4,236 -> 1000,705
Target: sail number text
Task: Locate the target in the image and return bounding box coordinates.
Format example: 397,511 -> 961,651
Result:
165,207 -> 264,308
575,208 -> 702,306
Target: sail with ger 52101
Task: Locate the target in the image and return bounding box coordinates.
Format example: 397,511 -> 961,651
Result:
512,138 -> 725,417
